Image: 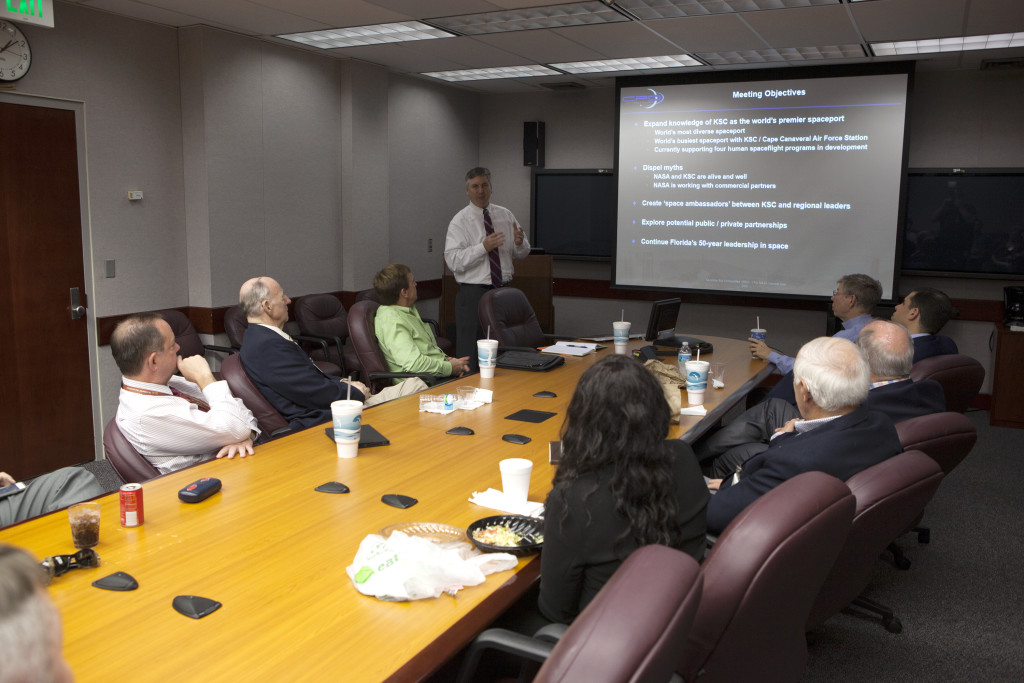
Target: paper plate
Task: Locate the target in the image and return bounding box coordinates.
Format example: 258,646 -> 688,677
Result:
379,522 -> 467,543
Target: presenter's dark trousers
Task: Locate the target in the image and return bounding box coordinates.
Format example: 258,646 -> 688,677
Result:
455,283 -> 494,368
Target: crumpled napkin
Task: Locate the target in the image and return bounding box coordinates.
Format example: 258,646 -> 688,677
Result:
679,405 -> 707,416
469,488 -> 544,517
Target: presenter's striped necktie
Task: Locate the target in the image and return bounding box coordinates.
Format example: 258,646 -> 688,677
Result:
483,208 -> 503,288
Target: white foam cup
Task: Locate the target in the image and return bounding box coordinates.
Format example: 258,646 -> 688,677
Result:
685,360 -> 710,406
499,458 -> 533,505
613,321 -> 631,354
330,399 -> 363,458
478,339 -> 499,379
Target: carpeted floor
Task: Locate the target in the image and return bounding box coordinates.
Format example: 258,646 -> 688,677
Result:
802,410 -> 1024,681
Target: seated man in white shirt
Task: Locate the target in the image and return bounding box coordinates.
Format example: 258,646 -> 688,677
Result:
111,313 -> 260,474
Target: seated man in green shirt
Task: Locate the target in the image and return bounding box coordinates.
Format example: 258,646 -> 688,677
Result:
373,264 -> 471,383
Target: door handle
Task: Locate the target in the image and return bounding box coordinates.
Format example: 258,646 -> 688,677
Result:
70,287 -> 86,320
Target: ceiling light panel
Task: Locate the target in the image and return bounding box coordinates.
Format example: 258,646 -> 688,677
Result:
872,33 -> 1024,56
422,65 -> 563,82
277,21 -> 453,49
429,2 -> 628,35
552,54 -> 703,73
614,0 -> 839,21
699,44 -> 864,64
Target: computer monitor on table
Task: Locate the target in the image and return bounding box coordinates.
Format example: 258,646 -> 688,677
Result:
644,298 -> 682,342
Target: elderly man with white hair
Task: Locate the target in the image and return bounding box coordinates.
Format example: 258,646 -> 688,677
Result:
705,336 -> 902,535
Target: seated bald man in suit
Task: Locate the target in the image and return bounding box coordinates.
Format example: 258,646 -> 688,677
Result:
238,277 -> 425,431
891,287 -> 958,361
706,336 -> 902,535
700,320 -> 942,478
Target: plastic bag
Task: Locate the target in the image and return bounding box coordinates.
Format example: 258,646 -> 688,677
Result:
644,359 -> 683,422
346,531 -> 518,601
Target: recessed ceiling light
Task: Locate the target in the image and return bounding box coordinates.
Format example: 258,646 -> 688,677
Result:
552,54 -> 702,73
277,21 -> 454,49
871,33 -> 1024,56
429,1 -> 627,35
699,44 -> 865,64
613,0 -> 839,21
422,65 -> 563,82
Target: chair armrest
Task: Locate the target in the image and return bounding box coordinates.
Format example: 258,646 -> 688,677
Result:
454,628 -> 555,683
293,334 -> 332,361
424,317 -> 442,337
202,343 -> 237,355
533,623 -> 568,643
367,371 -> 437,383
296,332 -> 345,362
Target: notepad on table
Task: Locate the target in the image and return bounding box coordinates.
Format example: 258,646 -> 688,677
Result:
540,342 -> 597,356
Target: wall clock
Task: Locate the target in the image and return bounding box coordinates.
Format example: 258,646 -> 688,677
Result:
0,20 -> 31,83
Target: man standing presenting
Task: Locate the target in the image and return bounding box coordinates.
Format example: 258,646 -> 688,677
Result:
373,264 -> 470,384
445,167 -> 531,360
891,287 -> 958,362
112,313 -> 259,474
705,336 -> 902,535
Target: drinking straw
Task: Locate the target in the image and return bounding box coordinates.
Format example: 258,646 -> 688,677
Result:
621,309 -> 625,322
486,325 -> 491,340
757,316 -> 760,330
696,348 -> 700,361
346,375 -> 351,401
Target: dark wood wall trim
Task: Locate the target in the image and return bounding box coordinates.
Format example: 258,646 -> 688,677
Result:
95,281 -> 446,345
93,278 -> 1002,345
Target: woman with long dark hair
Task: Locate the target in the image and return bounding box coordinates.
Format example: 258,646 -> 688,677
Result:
538,354 -> 708,623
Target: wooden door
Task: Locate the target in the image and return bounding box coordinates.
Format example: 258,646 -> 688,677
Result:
0,101 -> 94,477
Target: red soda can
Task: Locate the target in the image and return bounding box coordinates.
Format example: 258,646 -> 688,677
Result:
120,483 -> 144,527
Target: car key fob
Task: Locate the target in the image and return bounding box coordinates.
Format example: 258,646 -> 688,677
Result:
178,477 -> 222,503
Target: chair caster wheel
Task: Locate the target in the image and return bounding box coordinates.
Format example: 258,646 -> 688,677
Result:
884,616 -> 903,634
893,554 -> 911,570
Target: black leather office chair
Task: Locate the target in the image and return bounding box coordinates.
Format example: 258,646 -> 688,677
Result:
220,353 -> 292,439
807,450 -> 944,634
347,300 -> 439,394
456,545 -> 703,683
102,418 -> 162,484
909,354 -> 985,413
223,304 -> 342,378
477,287 -> 547,350
678,471 -> 855,682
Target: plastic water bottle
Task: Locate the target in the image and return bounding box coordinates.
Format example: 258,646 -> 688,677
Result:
678,341 -> 691,373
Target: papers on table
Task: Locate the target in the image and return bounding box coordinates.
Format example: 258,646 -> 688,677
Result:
469,488 -> 545,517
540,341 -> 597,356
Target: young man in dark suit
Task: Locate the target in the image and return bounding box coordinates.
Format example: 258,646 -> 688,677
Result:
892,287 -> 959,362
705,336 -> 902,535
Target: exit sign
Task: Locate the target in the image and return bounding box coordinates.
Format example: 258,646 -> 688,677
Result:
3,0 -> 53,29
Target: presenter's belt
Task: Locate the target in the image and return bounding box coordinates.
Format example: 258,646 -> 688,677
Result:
459,281 -> 512,290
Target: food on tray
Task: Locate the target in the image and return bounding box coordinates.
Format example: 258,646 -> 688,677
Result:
471,524 -> 542,547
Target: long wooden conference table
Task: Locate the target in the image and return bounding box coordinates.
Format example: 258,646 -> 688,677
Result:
1,335 -> 772,682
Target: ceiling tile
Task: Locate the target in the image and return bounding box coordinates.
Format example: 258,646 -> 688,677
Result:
851,0 -> 968,42
551,21 -> 682,58
248,0 -> 410,26
649,14 -> 770,52
742,5 -> 863,47
471,27 -> 606,63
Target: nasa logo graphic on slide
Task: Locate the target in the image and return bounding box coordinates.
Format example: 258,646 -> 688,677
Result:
621,88 -> 664,109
